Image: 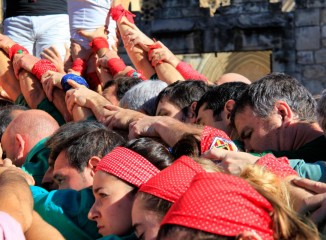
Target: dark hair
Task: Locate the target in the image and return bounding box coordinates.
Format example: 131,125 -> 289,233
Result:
0,104 -> 28,139
123,137 -> 174,170
195,82 -> 248,121
231,73 -> 317,126
157,225 -> 235,240
46,120 -> 126,171
155,81 -> 211,117
103,76 -> 142,101
136,191 -> 173,217
171,134 -> 201,159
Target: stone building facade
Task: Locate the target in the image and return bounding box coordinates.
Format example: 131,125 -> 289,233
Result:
125,0 -> 326,94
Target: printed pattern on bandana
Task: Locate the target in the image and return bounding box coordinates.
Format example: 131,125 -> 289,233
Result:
161,172 -> 274,239
256,154 -> 298,178
96,147 -> 160,187
140,156 -> 204,203
201,126 -> 237,153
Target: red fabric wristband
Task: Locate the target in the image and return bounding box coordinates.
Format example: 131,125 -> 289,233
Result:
8,44 -> 29,60
89,37 -> 109,53
86,72 -> 101,90
110,4 -> 136,24
32,59 -> 58,81
176,61 -> 208,82
72,58 -> 87,75
107,58 -> 126,77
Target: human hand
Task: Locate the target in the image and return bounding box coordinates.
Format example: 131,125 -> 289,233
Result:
201,148 -> 259,175
70,40 -> 92,62
121,19 -> 154,51
40,46 -> 66,73
128,116 -> 160,139
78,26 -> 108,41
102,104 -> 146,130
41,70 -> 65,101
0,34 -> 15,53
148,41 -> 179,67
12,53 -> 39,79
292,178 -> 326,232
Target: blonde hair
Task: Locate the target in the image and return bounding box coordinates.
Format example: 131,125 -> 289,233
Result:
240,165 -> 319,240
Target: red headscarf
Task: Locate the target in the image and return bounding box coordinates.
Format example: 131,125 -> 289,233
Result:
161,172 -> 274,239
139,156 -> 204,203
201,126 -> 238,153
96,147 -> 160,187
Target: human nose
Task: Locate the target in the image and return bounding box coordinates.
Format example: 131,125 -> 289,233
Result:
88,201 -> 99,220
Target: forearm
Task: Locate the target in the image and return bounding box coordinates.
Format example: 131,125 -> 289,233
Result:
153,117 -> 203,146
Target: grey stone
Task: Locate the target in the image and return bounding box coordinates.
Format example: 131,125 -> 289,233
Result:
322,39 -> 326,47
315,49 -> 326,63
296,26 -> 321,50
322,25 -> 326,37
297,51 -> 314,64
322,8 -> 326,24
303,65 -> 326,79
295,8 -> 320,26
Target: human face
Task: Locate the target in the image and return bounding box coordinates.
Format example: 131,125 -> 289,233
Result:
52,151 -> 93,190
88,171 -> 135,236
234,106 -> 281,153
1,130 -> 22,166
196,103 -> 230,135
132,195 -> 163,240
156,98 -> 185,122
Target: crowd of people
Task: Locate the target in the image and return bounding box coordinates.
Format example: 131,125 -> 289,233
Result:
0,0 -> 325,239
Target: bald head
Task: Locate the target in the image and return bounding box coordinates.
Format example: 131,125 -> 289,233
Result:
1,110 -> 59,165
216,73 -> 251,86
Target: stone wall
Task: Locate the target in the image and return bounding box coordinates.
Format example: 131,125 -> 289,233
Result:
122,0 -> 326,94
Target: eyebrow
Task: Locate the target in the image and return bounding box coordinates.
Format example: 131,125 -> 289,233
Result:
53,173 -> 65,180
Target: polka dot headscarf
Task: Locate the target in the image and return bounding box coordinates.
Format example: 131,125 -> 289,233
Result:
161,172 -> 274,239
139,156 -> 204,203
96,147 -> 160,188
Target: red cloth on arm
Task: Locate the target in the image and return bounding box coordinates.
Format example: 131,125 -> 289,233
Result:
89,37 -> 109,53
72,58 -> 87,75
31,59 -> 58,80
110,4 -> 136,24
176,61 -> 208,82
8,44 -> 29,60
126,69 -> 146,80
107,58 -> 126,77
86,72 -> 101,90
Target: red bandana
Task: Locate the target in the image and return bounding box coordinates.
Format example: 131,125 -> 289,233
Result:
161,172 -> 274,239
96,147 -> 160,187
256,154 -> 298,178
140,156 -> 204,203
201,126 -> 238,153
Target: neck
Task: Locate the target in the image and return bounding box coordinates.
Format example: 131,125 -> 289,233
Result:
280,121 -> 323,151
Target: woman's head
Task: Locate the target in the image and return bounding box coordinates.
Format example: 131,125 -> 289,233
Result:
158,172 -> 319,240
131,156 -> 220,240
88,144 -> 167,237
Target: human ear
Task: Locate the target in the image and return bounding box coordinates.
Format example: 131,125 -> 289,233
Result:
15,133 -> 25,162
187,101 -> 198,123
275,100 -> 293,123
224,99 -> 236,119
88,156 -> 101,176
